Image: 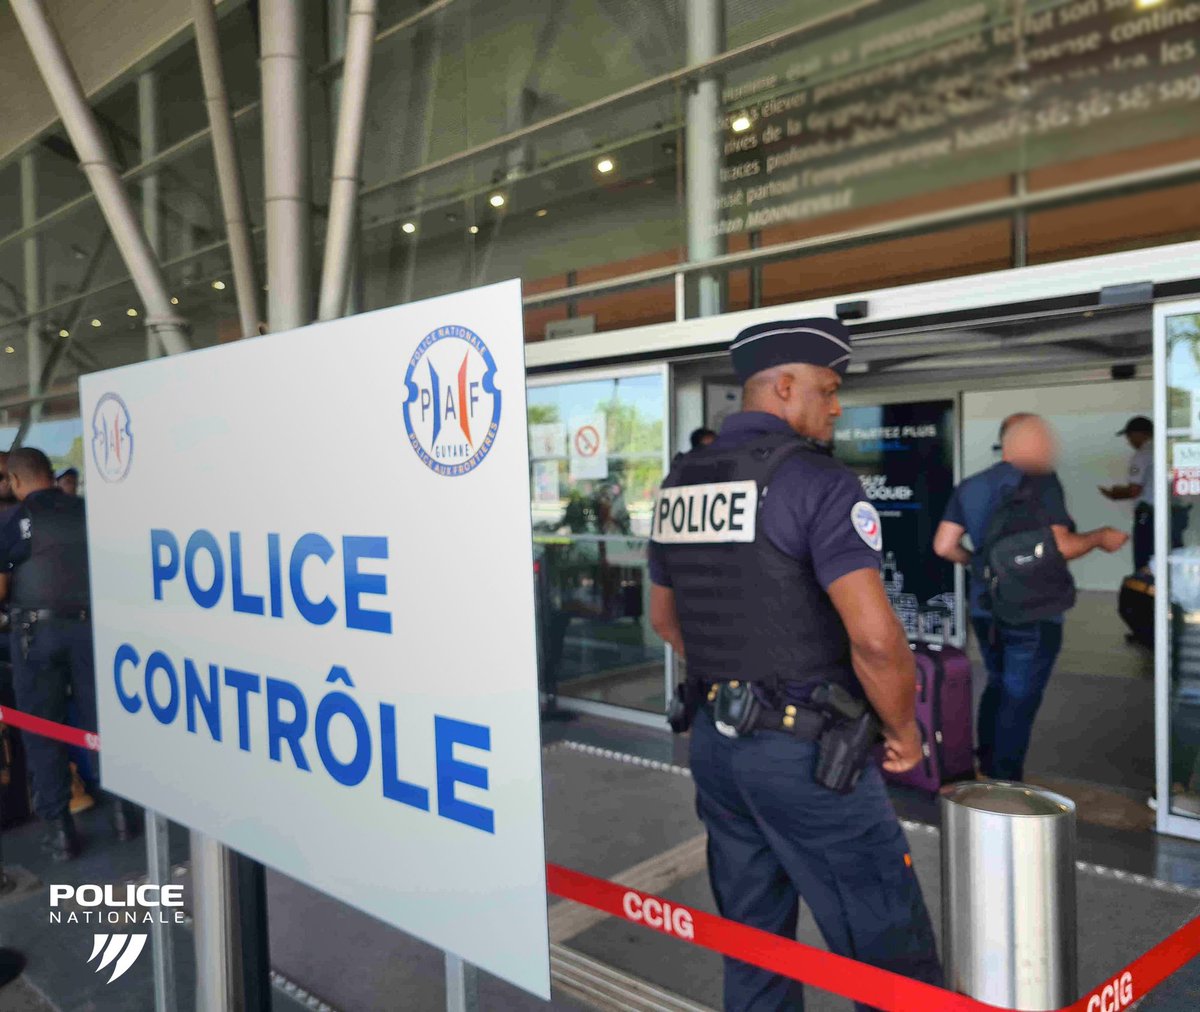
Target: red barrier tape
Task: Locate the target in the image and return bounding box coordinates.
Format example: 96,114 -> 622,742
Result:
0,704 -> 99,751
3,705 -> 1198,1010
548,862 -> 1200,1012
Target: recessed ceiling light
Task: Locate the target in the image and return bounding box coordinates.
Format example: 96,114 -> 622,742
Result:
211,280 -> 226,290
489,193 -> 506,208
126,307 -> 138,317
468,225 -> 480,234
536,208 -> 548,218
402,221 -> 416,234
1135,0 -> 1165,7
170,296 -> 179,305
91,318 -> 102,327
58,328 -> 69,338
3,346 -> 13,355
731,115 -> 752,133
596,157 -> 615,173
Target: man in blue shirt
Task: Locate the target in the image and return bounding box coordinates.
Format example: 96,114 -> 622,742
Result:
934,414 -> 1127,781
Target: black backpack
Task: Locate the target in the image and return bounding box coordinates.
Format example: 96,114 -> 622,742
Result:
976,477 -> 1076,624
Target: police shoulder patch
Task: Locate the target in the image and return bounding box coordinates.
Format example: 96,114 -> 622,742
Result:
850,500 -> 882,552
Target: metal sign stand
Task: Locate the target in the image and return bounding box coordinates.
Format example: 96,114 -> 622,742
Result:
445,953 -> 479,1012
144,809 -> 177,1012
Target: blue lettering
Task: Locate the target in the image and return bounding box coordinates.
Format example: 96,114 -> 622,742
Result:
379,703 -> 429,811
434,716 -> 494,834
184,530 -> 225,609
343,536 -> 392,634
315,690 -> 371,787
224,668 -> 262,752
267,532 -> 283,618
114,643 -> 142,714
266,677 -> 311,770
289,533 -> 336,626
230,533 -> 265,616
150,529 -> 179,601
184,659 -> 222,741
145,651 -> 180,725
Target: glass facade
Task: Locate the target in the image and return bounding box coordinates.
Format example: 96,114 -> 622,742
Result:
528,368 -> 667,712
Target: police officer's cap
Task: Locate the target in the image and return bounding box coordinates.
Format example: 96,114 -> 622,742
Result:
729,318 -> 852,382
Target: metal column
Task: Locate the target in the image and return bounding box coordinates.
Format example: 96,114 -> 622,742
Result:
684,0 -> 724,318
317,0 -> 376,321
193,0 -> 262,338
445,952 -> 479,1012
190,832 -> 238,1012
139,71 -> 163,359
10,0 -> 189,355
145,812 -> 177,1012
20,152 -> 42,424
261,0 -> 311,332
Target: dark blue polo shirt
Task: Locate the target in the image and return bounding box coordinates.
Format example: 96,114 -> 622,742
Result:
648,412 -> 881,589
0,491 -> 48,571
942,462 -> 1073,618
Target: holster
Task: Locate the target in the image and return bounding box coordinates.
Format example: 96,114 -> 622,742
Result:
667,680 -> 703,734
810,682 -> 882,794
16,612 -> 37,661
710,682 -> 761,738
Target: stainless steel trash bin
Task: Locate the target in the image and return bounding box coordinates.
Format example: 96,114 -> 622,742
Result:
942,781 -> 1077,1011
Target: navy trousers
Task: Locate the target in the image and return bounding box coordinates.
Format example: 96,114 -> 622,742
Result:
973,618 -> 1064,782
9,619 -> 98,821
689,709 -> 942,1012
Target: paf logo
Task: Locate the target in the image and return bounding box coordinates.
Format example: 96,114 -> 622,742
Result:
91,392 -> 134,482
402,325 -> 501,476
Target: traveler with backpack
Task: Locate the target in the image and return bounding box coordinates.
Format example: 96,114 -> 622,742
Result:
933,413 -> 1128,781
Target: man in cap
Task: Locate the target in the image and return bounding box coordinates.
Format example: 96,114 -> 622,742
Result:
1100,416 -> 1183,571
649,318 -> 941,1010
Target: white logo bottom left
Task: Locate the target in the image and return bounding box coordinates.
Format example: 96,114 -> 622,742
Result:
88,933 -> 148,983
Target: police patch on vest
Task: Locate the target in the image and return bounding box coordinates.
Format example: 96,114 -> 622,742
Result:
851,501 -> 882,552
652,481 -> 758,544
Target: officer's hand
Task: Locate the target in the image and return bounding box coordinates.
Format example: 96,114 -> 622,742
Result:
881,722 -> 923,774
1098,526 -> 1130,553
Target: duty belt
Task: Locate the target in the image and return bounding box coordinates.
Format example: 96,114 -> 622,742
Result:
13,607 -> 89,623
703,682 -> 825,741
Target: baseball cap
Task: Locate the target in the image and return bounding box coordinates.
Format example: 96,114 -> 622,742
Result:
1116,416 -> 1153,437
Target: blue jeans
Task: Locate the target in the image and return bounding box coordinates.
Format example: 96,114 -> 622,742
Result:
689,709 -> 942,1011
972,617 -> 1064,782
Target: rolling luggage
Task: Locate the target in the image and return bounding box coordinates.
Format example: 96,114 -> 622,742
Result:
883,610 -> 975,793
1118,575 -> 1154,649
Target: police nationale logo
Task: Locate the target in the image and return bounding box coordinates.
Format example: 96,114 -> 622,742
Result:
91,392 -> 134,483
851,500 -> 883,552
402,325 -> 501,477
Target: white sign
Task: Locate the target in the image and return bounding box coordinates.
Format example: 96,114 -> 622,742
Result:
651,481 -> 758,544
1174,442 -> 1200,471
80,281 -> 550,999
569,416 -> 608,481
528,422 -> 564,459
532,460 -> 559,504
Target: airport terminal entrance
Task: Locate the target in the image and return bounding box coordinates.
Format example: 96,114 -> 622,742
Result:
528,278 -> 1200,838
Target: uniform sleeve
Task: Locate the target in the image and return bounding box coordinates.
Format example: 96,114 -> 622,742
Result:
647,539 -> 671,588
1129,447 -> 1151,488
804,470 -> 882,590
0,512 -> 23,571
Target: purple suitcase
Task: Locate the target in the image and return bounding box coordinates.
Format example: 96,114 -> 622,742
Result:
883,612 -> 975,792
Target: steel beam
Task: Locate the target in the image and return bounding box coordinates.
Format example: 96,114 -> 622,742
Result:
261,0 -> 311,332
194,0 -> 262,338
10,0 -> 189,355
318,0 -> 377,321
685,0 -> 723,318
20,153 -> 42,423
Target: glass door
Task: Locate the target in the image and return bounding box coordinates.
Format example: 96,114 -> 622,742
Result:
527,364 -> 669,724
1154,299 -> 1200,839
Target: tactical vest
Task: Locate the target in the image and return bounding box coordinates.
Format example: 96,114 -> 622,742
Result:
652,432 -> 856,694
9,490 -> 90,611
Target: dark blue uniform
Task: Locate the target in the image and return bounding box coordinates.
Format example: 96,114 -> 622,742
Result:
0,488 -> 98,824
941,463 -> 1071,781
651,412 -> 941,1011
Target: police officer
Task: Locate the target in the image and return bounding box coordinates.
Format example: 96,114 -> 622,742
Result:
0,448 -> 134,860
649,319 -> 941,1011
